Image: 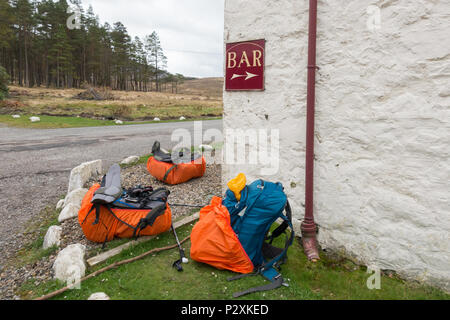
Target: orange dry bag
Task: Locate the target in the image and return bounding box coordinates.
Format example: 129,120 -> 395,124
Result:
190,197 -> 254,274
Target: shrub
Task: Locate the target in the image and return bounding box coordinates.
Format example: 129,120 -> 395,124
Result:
0,66 -> 10,101
111,104 -> 133,120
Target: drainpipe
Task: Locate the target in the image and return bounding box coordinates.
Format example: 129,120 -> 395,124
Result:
301,0 -> 320,261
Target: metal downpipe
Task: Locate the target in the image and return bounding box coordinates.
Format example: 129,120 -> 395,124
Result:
301,0 -> 320,262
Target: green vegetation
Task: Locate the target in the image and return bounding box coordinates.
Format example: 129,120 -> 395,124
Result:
19,223 -> 449,300
0,80 -> 223,128
12,206 -> 60,268
0,114 -> 221,129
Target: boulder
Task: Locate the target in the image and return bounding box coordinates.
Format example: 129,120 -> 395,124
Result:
199,144 -> 213,151
67,160 -> 103,194
12,115 -> 21,119
64,188 -> 88,209
120,156 -> 140,165
53,244 -> 86,283
179,116 -> 186,121
88,292 -> 110,300
153,117 -> 161,122
29,116 -> 41,122
58,203 -> 80,223
115,120 -> 123,125
43,226 -> 62,249
56,199 -> 65,210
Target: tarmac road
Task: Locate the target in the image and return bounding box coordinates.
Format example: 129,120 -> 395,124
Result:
0,120 -> 222,266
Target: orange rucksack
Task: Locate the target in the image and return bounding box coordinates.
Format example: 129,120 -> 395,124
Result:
146,141 -> 206,185
78,184 -> 172,243
78,164 -> 173,244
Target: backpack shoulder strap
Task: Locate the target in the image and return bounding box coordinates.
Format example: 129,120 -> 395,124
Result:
232,274 -> 284,298
261,200 -> 295,271
230,267 -> 285,298
266,199 -> 293,244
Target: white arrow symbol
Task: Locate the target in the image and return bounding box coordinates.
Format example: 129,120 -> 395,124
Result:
230,71 -> 259,81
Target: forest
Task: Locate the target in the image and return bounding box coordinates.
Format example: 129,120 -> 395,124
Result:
0,0 -> 187,94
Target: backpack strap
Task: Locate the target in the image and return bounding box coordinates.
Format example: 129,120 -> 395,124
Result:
260,201 -> 295,271
229,268 -> 285,298
104,204 -> 138,230
228,200 -> 294,298
81,203 -> 110,248
163,165 -> 178,182
266,200 -> 293,244
230,181 -> 265,230
233,275 -> 284,298
132,203 -> 167,238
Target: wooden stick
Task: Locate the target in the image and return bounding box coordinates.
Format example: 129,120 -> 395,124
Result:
35,236 -> 191,301
87,212 -> 199,267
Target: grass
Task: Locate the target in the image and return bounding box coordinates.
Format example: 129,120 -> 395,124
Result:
18,223 -> 449,300
11,206 -> 61,269
0,114 -> 221,129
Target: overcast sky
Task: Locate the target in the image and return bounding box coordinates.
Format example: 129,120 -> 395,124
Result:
82,0 -> 224,78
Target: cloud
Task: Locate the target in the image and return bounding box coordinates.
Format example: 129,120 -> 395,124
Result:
81,0 -> 224,78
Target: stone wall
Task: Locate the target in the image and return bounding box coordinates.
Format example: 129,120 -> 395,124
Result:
223,0 -> 450,291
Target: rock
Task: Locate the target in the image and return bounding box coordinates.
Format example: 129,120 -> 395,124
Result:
88,292 -> 110,300
56,199 -> 65,210
29,116 -> 40,122
58,203 -> 80,223
120,156 -> 140,165
53,244 -> 86,283
153,117 -> 161,122
199,144 -> 213,151
12,115 -> 21,119
179,116 -> 186,121
43,226 -> 62,249
64,188 -> 88,209
67,160 -> 103,194
115,120 -> 123,125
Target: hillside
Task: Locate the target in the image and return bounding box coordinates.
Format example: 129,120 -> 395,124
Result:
177,77 -> 224,98
0,78 -> 224,128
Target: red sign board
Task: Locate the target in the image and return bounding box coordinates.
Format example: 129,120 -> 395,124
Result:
225,39 -> 265,91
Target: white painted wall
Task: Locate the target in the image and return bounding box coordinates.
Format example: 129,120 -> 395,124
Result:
223,0 -> 450,292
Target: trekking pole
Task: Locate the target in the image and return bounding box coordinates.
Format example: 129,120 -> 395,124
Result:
168,203 -> 205,208
171,223 -> 188,271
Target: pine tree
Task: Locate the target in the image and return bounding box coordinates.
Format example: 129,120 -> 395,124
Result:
111,22 -> 131,90
12,0 -> 35,87
0,65 -> 9,100
0,0 -> 177,92
145,31 -> 167,92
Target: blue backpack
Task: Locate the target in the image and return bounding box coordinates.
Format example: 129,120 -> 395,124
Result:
223,179 -> 294,298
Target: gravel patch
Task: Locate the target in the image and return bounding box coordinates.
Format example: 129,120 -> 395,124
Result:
0,162 -> 221,300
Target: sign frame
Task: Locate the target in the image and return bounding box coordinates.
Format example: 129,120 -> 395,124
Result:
225,39 -> 266,92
